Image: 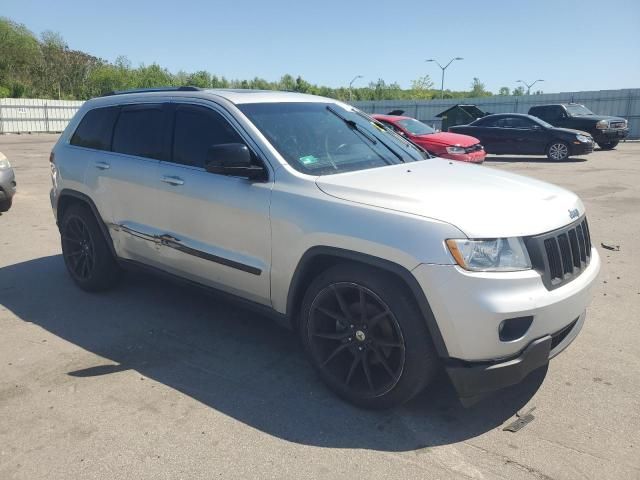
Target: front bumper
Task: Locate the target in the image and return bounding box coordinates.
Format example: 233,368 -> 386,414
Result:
412,248 -> 600,361
447,310 -> 585,403
439,149 -> 486,164
570,141 -> 594,156
593,128 -> 628,143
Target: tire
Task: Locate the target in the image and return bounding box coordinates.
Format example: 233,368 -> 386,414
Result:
597,141 -> 619,150
0,197 -> 12,212
60,203 -> 121,292
547,141 -> 570,161
299,263 -> 439,409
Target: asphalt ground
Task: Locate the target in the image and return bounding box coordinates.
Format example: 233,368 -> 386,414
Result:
1,134 -> 638,480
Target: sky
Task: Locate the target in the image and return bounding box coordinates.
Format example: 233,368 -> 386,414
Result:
3,0 -> 639,93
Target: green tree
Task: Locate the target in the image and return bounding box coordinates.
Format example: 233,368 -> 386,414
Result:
469,77 -> 491,97
410,75 -> 435,99
498,86 -> 510,96
512,86 -> 525,96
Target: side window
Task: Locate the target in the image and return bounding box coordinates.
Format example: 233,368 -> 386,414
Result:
552,106 -> 566,119
70,107 -> 119,151
480,117 -> 502,127
172,105 -> 243,168
501,117 -> 534,129
112,105 -> 167,160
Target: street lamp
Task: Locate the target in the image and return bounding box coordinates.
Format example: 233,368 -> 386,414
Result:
349,75 -> 363,101
426,57 -> 463,99
517,79 -> 544,95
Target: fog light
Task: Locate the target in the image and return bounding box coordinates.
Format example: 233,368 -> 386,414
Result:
498,316 -> 533,342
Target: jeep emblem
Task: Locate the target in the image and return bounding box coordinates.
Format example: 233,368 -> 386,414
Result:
568,208 -> 579,219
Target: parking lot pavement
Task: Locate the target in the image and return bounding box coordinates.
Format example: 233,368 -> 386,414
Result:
0,134 -> 639,480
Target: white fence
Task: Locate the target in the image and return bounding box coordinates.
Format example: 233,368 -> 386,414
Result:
0,98 -> 83,134
354,88 -> 640,139
1,88 -> 639,138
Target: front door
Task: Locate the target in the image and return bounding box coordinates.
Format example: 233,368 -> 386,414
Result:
152,102 -> 273,305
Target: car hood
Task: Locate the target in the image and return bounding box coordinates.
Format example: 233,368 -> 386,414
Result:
315,159 -> 584,238
572,114 -> 626,123
552,127 -> 592,137
413,132 -> 479,147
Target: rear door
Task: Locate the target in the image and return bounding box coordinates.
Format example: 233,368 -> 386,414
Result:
500,116 -> 549,155
151,101 -> 273,305
95,103 -> 171,264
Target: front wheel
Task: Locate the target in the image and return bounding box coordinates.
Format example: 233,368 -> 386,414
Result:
300,264 -> 438,409
547,141 -> 570,161
597,141 -> 619,150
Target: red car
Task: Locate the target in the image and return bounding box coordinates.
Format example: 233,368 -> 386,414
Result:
372,113 -> 486,163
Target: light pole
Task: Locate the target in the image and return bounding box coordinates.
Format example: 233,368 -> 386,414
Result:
349,75 -> 363,101
517,79 -> 544,95
426,57 -> 463,99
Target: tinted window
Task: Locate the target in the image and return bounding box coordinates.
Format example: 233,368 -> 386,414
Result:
70,107 -> 119,151
474,116 -> 501,127
112,105 -> 166,160
172,106 -> 242,167
498,117 -> 535,128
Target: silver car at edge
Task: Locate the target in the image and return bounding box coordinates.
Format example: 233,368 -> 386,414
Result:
0,151 -> 16,212
49,87 -> 600,408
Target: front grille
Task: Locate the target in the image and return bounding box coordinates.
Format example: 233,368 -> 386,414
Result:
609,121 -> 626,129
464,144 -> 484,153
526,217 -> 592,290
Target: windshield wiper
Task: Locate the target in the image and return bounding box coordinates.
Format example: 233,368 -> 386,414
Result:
353,110 -> 431,159
327,106 -> 407,164
326,106 -> 378,144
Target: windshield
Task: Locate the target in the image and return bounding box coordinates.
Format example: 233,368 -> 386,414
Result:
566,104 -> 594,116
396,118 -> 436,135
238,102 -> 428,175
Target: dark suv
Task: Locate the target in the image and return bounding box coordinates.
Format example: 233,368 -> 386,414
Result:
528,103 -> 628,150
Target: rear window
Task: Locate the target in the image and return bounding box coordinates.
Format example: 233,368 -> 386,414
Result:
112,105 -> 167,160
70,107 -> 119,151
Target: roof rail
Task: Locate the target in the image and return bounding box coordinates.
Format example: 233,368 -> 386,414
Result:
102,86 -> 202,97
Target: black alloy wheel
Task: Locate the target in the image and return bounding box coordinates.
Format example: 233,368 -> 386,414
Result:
307,282 -> 406,398
60,204 -> 121,291
62,215 -> 96,281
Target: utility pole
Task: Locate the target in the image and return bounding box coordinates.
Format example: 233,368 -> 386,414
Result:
517,79 -> 544,95
349,75 -> 363,102
426,57 -> 463,99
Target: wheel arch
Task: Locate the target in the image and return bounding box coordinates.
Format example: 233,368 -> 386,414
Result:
56,189 -> 117,258
286,246 -> 449,358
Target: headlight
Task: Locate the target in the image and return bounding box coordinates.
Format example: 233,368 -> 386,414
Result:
446,146 -> 466,154
596,120 -> 609,130
576,134 -> 591,143
446,237 -> 532,272
0,158 -> 11,170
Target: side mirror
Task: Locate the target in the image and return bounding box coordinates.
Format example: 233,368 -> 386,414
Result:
205,143 -> 265,180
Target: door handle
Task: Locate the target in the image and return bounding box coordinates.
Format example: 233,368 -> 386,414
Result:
94,161 -> 110,170
161,175 -> 184,186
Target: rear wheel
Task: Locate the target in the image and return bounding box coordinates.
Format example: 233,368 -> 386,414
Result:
0,197 -> 12,212
597,140 -> 619,150
547,141 -> 570,161
60,204 -> 121,291
300,264 -> 438,409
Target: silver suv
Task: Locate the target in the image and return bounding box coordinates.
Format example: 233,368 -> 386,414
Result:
50,87 -> 600,408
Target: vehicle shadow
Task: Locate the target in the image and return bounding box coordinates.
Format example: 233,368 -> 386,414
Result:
485,156 -> 588,163
0,255 -> 546,452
